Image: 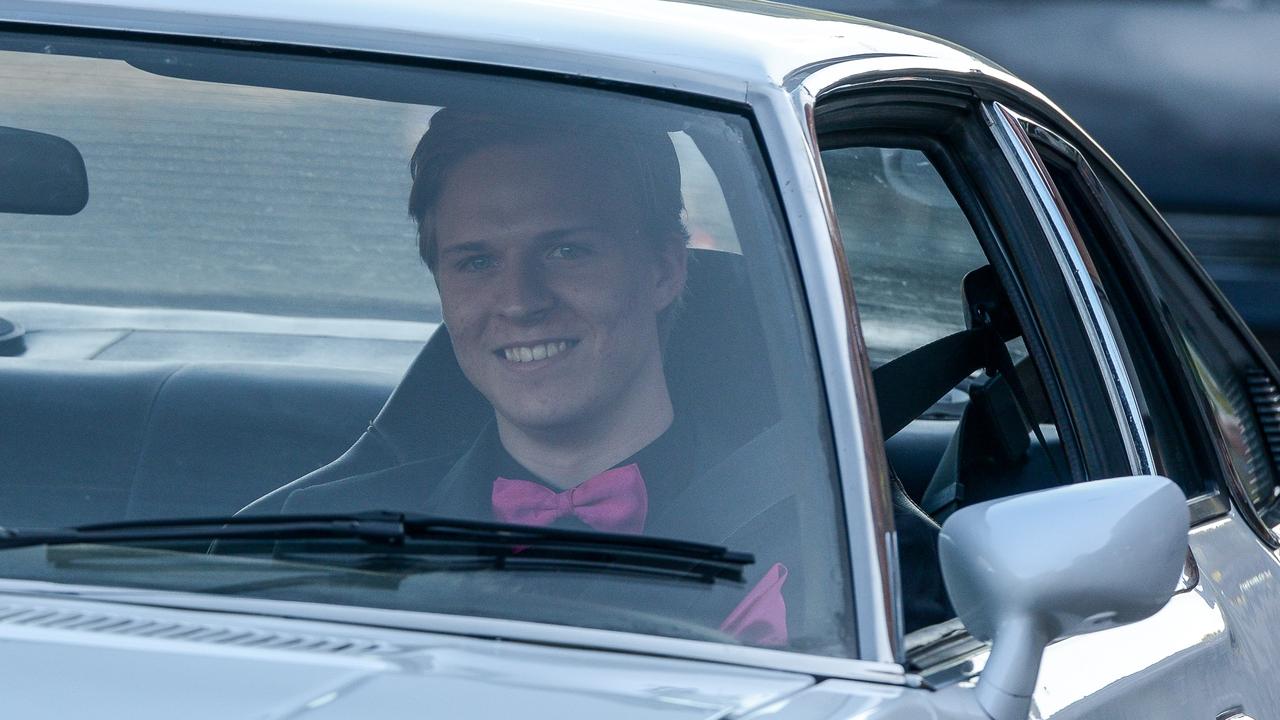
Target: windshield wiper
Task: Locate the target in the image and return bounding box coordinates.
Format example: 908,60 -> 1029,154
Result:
0,511 -> 753,584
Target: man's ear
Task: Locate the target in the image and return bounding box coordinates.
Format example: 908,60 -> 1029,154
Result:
652,241 -> 688,312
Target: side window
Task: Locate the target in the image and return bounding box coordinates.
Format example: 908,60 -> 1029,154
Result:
821,141 -> 1072,632
824,143 -> 1068,507
1023,124 -> 1280,528
1105,181 -> 1280,525
823,147 -> 987,365
1025,139 -> 1214,501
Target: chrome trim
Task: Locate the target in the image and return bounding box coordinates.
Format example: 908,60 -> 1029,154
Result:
747,79 -> 896,665
987,102 -> 1155,474
0,578 -> 907,684
793,55 -> 1029,101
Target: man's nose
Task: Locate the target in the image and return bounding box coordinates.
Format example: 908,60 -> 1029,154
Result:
496,258 -> 555,322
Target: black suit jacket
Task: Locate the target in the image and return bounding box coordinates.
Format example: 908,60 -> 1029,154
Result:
282,419 -> 831,641
281,419 -> 948,644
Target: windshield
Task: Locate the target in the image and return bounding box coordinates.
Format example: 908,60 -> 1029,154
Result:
0,33 -> 854,657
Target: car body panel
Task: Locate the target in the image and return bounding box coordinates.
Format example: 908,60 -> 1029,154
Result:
1026,510 -> 1280,719
0,590 -> 817,719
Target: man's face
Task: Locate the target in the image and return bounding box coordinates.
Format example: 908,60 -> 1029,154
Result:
433,140 -> 685,436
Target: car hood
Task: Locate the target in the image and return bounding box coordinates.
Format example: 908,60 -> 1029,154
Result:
0,592 -> 816,719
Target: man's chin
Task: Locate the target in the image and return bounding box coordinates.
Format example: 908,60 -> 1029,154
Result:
493,399 -> 589,436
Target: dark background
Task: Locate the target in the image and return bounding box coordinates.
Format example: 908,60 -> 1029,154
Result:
797,0 -> 1280,359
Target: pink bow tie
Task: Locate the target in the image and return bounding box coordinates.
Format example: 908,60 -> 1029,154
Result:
491,463 -> 648,534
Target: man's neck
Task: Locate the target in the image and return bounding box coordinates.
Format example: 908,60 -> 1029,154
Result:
495,385 -> 675,491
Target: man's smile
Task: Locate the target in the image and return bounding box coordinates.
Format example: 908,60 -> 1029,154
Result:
497,339 -> 579,364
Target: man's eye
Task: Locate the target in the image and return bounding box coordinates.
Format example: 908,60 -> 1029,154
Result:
457,256 -> 495,272
548,244 -> 588,260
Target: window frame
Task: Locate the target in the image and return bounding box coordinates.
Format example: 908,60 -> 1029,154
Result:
812,88 -> 1109,489
0,21 -> 889,680
813,88 -> 1151,479
997,108 -> 1280,545
1010,121 -> 1236,527
985,103 -> 1155,479
811,87 -> 1144,665
1097,176 -> 1280,542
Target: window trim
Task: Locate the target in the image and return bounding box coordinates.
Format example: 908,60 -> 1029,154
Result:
986,102 -> 1155,477
1015,123 -> 1235,528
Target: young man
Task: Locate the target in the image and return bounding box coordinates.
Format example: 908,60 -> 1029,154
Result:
281,109 -> 789,645
418,110 -> 688,496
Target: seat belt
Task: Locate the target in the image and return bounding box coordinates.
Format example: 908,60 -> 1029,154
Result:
873,327 -> 990,441
876,265 -> 1070,515
921,266 -> 1069,517
977,330 -> 1070,489
963,264 -> 1069,488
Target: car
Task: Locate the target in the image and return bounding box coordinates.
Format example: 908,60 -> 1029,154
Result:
0,1 -> 1276,718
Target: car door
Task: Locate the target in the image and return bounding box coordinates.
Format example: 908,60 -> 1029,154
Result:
990,103 -> 1280,720
809,76 -> 1271,718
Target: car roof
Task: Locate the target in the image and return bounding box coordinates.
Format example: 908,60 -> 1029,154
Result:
0,0 -> 998,101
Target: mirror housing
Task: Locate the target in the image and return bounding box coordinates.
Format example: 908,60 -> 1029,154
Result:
938,475 -> 1188,720
0,126 -> 88,215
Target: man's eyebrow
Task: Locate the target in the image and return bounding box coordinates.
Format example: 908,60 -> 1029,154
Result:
534,225 -> 609,243
439,226 -> 606,256
438,241 -> 491,257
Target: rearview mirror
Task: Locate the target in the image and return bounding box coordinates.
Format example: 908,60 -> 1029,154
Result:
0,126 -> 89,215
938,475 -> 1188,720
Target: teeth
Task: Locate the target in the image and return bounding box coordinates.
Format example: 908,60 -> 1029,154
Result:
504,342 -> 571,363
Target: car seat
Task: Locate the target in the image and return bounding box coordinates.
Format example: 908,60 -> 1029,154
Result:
920,357 -> 1064,522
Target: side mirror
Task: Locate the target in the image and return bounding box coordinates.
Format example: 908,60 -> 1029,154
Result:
0,126 -> 89,215
938,475 -> 1189,720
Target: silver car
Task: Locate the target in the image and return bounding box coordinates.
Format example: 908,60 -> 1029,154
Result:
0,1 -> 1274,718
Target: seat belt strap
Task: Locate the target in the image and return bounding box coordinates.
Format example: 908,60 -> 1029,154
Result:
873,327 -> 990,440
987,336 -> 1069,488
